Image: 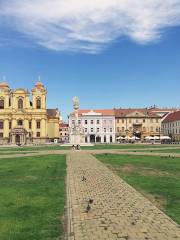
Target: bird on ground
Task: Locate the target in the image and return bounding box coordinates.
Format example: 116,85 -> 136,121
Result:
88,199 -> 94,204
82,176 -> 86,181
86,203 -> 91,213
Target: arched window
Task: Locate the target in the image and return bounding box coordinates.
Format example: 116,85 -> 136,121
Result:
0,120 -> 4,129
9,98 -> 11,107
0,99 -> 4,109
17,119 -> 23,126
36,99 -> 41,109
18,99 -> 23,109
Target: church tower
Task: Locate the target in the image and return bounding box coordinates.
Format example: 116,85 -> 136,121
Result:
0,82 -> 11,109
32,80 -> 47,110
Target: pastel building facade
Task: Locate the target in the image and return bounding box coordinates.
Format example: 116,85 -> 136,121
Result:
114,108 -> 176,140
162,111 -> 180,141
0,81 -> 60,145
69,109 -> 116,143
115,108 -> 161,140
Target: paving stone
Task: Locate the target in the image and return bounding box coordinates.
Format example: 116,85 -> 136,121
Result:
67,151 -> 180,240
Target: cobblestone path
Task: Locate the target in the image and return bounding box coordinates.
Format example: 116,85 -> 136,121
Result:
67,151 -> 180,240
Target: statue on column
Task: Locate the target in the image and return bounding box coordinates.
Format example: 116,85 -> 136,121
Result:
69,97 -> 85,146
73,96 -> 79,111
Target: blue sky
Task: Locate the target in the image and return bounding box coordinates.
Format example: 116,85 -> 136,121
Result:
0,1 -> 180,120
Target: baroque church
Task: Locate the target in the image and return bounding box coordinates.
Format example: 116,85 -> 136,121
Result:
0,81 -> 60,145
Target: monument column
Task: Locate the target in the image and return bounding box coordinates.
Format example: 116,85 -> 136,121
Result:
69,97 -> 85,145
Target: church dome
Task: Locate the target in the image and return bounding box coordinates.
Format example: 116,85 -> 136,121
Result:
35,81 -> 44,88
0,82 -> 9,89
32,79 -> 46,93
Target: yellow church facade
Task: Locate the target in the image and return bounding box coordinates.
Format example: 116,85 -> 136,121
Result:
0,81 -> 60,145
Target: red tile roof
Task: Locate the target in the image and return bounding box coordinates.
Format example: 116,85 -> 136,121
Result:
70,108 -> 176,118
78,109 -> 115,116
59,122 -> 69,127
114,108 -> 160,118
47,109 -> 59,118
162,111 -> 180,123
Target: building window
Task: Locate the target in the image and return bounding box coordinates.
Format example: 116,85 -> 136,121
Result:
91,128 -> 93,133
110,136 -> 113,143
104,136 -> 106,143
97,120 -> 100,124
143,119 -> 146,123
104,128 -> 106,132
97,128 -> 100,132
9,98 -> 11,107
17,120 -> 23,126
36,99 -> 41,109
72,120 -> 75,125
36,132 -> 40,137
9,121 -> 12,129
91,120 -> 93,124
122,119 -> 125,124
78,120 -> 81,124
0,121 -> 3,129
36,120 -> 41,129
0,132 -> 3,138
85,120 -> 88,124
0,99 -> 4,109
85,128 -> 87,132
110,128 -> 112,132
117,119 -> 119,123
156,119 -> 159,123
136,119 -> 138,123
29,121 -> 32,129
18,99 -> 23,109
122,127 -> 125,131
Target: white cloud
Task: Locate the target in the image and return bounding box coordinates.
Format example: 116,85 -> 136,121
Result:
0,0 -> 180,53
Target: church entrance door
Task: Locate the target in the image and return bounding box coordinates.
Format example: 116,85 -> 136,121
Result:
15,134 -> 21,145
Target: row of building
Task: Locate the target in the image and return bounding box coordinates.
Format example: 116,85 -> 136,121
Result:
0,81 -> 179,145
68,108 -> 180,143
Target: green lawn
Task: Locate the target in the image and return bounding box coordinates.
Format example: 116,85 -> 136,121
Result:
0,144 -> 180,152
96,154 -> 180,224
0,145 -> 71,152
82,144 -> 180,150
133,148 -> 180,154
0,151 -> 38,155
0,155 -> 66,240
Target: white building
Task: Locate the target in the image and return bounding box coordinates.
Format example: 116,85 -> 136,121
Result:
162,110 -> 180,141
69,109 -> 116,143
